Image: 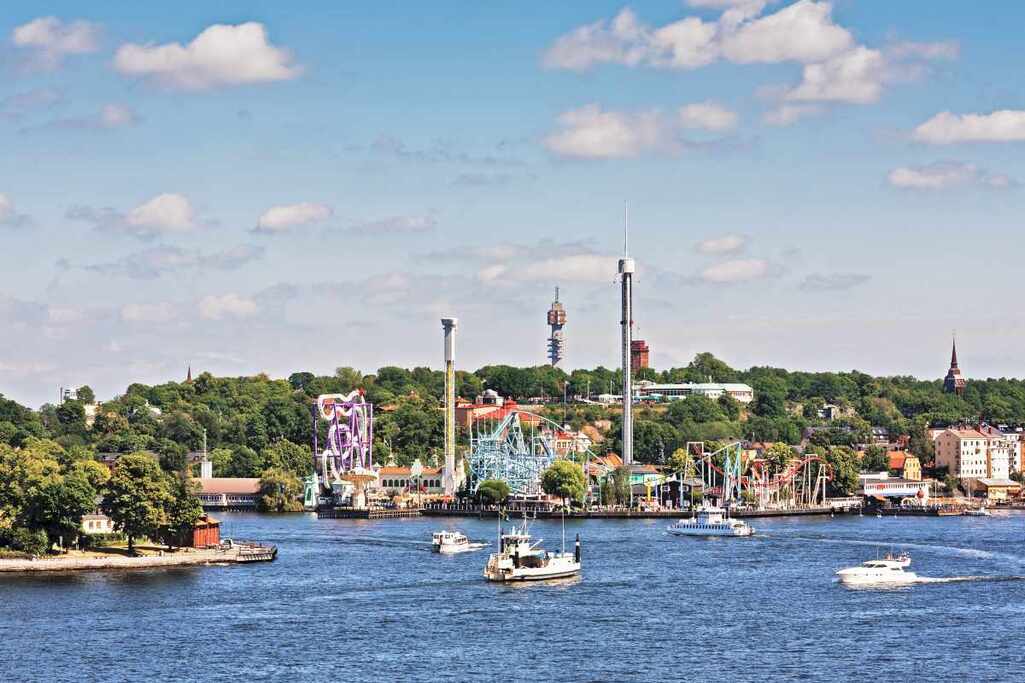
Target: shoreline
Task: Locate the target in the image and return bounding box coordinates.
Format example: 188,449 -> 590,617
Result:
0,545 -> 276,573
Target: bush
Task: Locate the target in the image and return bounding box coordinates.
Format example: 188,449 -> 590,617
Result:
2,528 -> 50,556
78,532 -> 127,550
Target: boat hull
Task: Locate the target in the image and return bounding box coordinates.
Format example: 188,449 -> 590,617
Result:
667,525 -> 753,537
484,563 -> 581,582
836,571 -> 919,586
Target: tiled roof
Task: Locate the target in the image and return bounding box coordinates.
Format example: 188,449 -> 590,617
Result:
888,451 -> 907,469
197,478 -> 260,495
377,466 -> 441,476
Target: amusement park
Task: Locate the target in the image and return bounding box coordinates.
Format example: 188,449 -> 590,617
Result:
302,312 -> 862,519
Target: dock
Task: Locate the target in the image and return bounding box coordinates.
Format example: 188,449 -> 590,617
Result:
420,505 -> 855,520
318,507 -> 422,519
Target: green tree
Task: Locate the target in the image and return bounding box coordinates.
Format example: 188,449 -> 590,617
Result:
257,467 -> 304,512
862,444 -> 888,472
668,447 -> 694,479
158,474 -> 204,549
226,446 -> 262,478
825,446 -> 860,496
610,465 -> 632,505
101,453 -> 170,552
717,393 -> 741,421
541,460 -> 587,508
477,479 -> 510,506
260,439 -> 311,479
23,470 -> 96,551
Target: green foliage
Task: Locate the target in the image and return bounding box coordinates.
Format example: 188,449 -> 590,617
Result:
608,466 -> 632,505
477,479 -> 510,505
158,474 -> 204,548
824,446 -> 860,496
261,439 -> 312,478
257,467 -> 305,512
540,460 -> 587,507
862,445 -> 888,472
101,453 -> 170,551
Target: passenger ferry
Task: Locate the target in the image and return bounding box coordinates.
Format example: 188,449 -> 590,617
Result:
432,530 -> 487,554
667,503 -> 754,537
483,517 -> 580,582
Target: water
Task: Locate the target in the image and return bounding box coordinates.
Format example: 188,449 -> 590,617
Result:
4,512 -> 1025,682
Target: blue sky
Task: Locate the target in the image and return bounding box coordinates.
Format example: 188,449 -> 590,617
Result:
2,1 -> 1025,406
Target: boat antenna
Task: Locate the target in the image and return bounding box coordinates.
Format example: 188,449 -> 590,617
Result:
561,507 -> 566,555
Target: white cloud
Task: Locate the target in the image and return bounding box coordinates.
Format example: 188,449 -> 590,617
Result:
799,273 -> 870,291
350,214 -> 438,234
254,202 -> 332,234
522,254 -> 619,282
199,293 -> 258,320
0,193 -> 32,228
67,193 -> 203,239
912,110 -> 1025,145
114,22 -> 301,90
121,302 -> 176,323
719,1 -> 853,64
696,234 -> 746,254
11,17 -> 100,68
100,104 -> 138,128
544,104 -> 666,159
762,103 -> 822,126
85,244 -> 265,279
543,1 -> 852,71
678,101 -> 738,131
701,258 -> 770,283
886,40 -> 959,61
887,162 -> 1015,190
127,193 -> 195,234
783,46 -> 886,104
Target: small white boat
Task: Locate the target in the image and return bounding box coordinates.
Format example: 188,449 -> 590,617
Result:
964,506 -> 992,517
836,555 -> 918,586
432,531 -> 487,554
483,517 -> 580,582
667,503 -> 754,537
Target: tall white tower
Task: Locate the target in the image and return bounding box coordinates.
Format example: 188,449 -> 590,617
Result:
441,317 -> 458,495
619,206 -> 634,466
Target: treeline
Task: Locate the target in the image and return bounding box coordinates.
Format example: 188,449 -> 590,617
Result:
0,352 -> 1022,483
0,441 -> 202,555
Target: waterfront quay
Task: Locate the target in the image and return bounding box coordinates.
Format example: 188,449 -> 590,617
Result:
420,501 -> 862,519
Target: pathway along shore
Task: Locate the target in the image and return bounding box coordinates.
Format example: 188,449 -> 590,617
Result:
0,544 -> 276,573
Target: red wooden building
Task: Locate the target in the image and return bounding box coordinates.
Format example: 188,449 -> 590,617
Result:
190,514 -> 221,548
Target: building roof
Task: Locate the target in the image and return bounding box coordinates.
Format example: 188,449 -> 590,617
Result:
888,451 -> 908,470
942,428 -> 988,439
977,478 -> 1020,488
377,466 -> 442,476
637,382 -> 753,392
197,478 -> 260,495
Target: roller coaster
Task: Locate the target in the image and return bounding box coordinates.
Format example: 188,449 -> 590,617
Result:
467,409 -> 592,497
688,441 -> 832,510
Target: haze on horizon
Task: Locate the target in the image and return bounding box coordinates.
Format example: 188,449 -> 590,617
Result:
2,1 -> 1024,407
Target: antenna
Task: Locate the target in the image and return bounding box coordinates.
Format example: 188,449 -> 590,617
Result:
624,201 -> 629,257
555,286 -> 559,302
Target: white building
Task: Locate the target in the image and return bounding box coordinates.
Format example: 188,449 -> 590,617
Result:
635,382 -> 754,404
858,473 -> 931,504
80,512 -> 115,535
934,428 -> 1010,481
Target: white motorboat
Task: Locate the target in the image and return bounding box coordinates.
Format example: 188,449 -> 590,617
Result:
432,531 -> 487,554
964,506 -> 992,517
483,517 -> 580,582
836,555 -> 918,586
667,503 -> 754,537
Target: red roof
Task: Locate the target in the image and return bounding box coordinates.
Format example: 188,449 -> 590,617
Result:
198,478 -> 260,495
887,451 -> 907,470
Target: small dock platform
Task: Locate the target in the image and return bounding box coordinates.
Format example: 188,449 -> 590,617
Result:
318,507 -> 422,519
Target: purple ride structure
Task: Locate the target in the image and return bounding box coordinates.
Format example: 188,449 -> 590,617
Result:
312,391 -> 377,509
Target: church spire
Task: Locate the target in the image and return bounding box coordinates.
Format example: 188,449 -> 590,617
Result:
950,335 -> 958,369
186,364 -> 192,383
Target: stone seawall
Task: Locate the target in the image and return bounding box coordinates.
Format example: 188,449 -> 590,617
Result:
0,547 -> 271,572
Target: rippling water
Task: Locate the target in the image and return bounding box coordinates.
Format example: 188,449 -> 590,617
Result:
4,511 -> 1025,681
